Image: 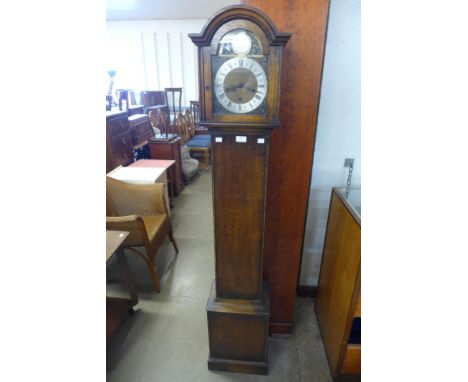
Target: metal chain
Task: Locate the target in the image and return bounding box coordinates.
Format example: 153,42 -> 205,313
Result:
345,164 -> 353,198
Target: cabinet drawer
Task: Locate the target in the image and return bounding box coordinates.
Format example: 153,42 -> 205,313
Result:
112,146 -> 133,167
111,131 -> 132,152
109,117 -> 129,136
341,344 -> 360,374
130,122 -> 153,145
133,130 -> 154,146
131,121 -> 152,135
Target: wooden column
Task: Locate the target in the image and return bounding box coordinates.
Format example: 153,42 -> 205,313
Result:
242,0 -> 331,335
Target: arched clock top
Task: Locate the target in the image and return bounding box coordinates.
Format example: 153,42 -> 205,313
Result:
188,5 -> 291,47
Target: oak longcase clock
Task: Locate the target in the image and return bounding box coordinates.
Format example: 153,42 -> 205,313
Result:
189,5 -> 290,375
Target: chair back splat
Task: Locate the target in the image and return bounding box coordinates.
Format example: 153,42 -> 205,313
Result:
164,88 -> 182,129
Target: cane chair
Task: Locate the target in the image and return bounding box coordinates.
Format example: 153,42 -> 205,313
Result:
106,177 -> 178,292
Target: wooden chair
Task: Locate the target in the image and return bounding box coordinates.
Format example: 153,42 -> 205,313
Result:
164,88 -> 182,128
189,101 -> 200,127
183,109 -> 211,170
106,177 -> 178,292
175,112 -> 200,183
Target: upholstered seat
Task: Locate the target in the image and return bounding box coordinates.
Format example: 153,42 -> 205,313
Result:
188,135 -> 211,142
186,139 -> 210,148
180,145 -> 199,183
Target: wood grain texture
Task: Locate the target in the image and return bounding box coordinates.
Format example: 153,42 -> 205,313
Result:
207,281 -> 269,374
242,0 -> 330,334
212,133 -> 269,299
340,344 -> 361,374
106,111 -> 134,173
148,138 -> 185,196
315,189 -> 361,377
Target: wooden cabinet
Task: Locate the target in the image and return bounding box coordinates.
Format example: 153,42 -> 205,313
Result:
315,188 -> 361,379
128,113 -> 154,148
148,137 -> 184,196
106,111 -> 133,173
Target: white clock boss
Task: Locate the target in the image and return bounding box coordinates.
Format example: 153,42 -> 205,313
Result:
214,57 -> 267,114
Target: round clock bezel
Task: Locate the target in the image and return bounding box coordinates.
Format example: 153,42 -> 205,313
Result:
214,57 -> 268,114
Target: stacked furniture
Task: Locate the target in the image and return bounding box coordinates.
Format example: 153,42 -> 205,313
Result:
106,110 -> 133,173
128,114 -> 154,150
179,110 -> 211,170
315,187 -> 361,379
174,112 -> 200,183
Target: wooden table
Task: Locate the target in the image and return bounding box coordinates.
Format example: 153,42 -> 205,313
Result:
106,230 -> 138,344
128,159 -> 176,207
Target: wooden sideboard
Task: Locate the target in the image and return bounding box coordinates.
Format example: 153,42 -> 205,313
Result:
148,137 -> 184,196
315,188 -> 361,379
106,110 -> 134,173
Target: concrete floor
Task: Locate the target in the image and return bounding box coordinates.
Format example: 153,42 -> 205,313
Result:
106,170 -> 335,382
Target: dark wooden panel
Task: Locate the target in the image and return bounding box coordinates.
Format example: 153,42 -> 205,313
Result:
206,281 -> 269,374
148,138 -> 184,196
110,131 -> 132,153
208,313 -> 267,362
315,190 -> 361,377
212,134 -> 268,299
109,116 -> 129,136
242,0 -> 330,334
140,90 -> 166,108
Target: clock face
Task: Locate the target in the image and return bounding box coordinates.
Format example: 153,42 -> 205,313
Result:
214,57 -> 268,114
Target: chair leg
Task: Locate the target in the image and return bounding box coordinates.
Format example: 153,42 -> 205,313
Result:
125,246 -> 162,293
204,149 -> 209,169
169,230 -> 179,253
147,259 -> 161,293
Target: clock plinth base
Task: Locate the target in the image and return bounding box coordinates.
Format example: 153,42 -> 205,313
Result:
206,281 -> 270,375
208,357 -> 267,375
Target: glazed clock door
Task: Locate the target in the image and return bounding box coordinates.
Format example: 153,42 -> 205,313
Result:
212,30 -> 268,115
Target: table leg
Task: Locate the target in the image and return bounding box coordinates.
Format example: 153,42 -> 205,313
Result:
115,247 -> 138,308
167,168 -> 174,208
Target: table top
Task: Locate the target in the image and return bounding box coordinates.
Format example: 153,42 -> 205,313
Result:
128,159 -> 175,170
107,165 -> 167,183
106,231 -> 129,262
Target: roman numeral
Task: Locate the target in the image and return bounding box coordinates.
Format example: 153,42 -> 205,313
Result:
228,63 -> 233,69
256,73 -> 263,77
227,101 -> 232,108
219,93 -> 225,99
254,94 -> 262,100
258,85 -> 265,88
239,59 -> 243,67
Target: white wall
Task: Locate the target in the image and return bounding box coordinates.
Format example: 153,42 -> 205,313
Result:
299,0 -> 361,286
107,0 -> 240,21
106,19 -> 207,107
